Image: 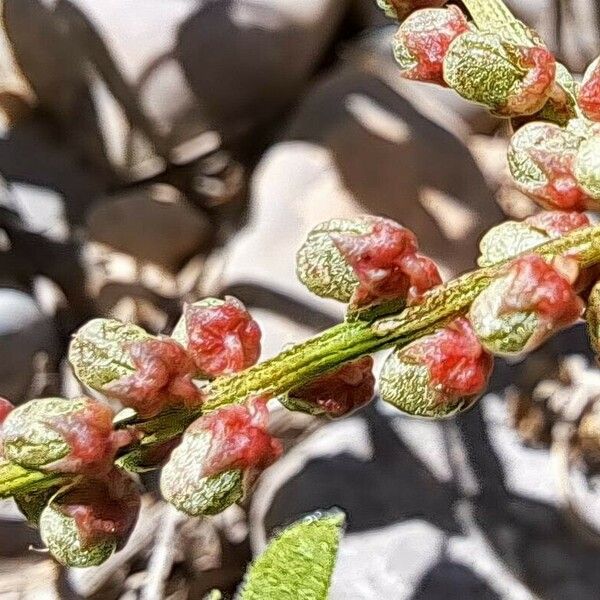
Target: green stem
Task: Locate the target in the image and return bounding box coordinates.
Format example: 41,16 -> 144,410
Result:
462,0 -> 532,45
0,461 -> 65,497
462,0 -> 516,29
2,224 -> 600,497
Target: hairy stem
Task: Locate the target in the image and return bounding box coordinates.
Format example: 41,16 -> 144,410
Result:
462,0 -> 516,28
1,224 -> 600,497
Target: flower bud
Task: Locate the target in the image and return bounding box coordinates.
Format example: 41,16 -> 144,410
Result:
297,217 -> 441,310
1,397 -> 131,474
39,470 -> 140,567
477,211 -> 590,267
280,357 -> 375,418
376,0 -> 446,21
470,254 -> 584,357
161,398 -> 281,516
508,121 -> 592,210
579,57 -> 600,122
573,134 -> 600,203
70,319 -> 202,418
392,6 -> 469,85
444,31 -> 556,117
587,281 -> 600,356
172,297 -> 261,378
379,318 -> 493,418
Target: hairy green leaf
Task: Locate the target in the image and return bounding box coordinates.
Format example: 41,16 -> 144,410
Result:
239,510 -> 345,600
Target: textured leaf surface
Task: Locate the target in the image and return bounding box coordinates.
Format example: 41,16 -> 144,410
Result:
239,511 -> 344,600
69,319 -> 150,391
478,221 -> 549,267
296,218 -> 371,302
161,430 -> 244,516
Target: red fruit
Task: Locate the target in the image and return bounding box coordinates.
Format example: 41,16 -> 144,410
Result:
395,5 -> 470,85
184,297 -> 261,378
0,397 -> 14,425
405,317 -> 493,397
499,255 -> 583,327
290,356 -> 376,418
107,337 -> 202,418
331,218 -> 442,308
191,398 -> 282,478
504,46 -> 556,116
579,60 -> 600,121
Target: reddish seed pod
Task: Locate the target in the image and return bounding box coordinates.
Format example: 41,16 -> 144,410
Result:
393,6 -> 470,86
183,297 -> 262,378
1,397 -> 133,474
331,218 -> 442,308
161,397 -> 282,516
508,122 -> 591,211
195,398 -> 282,478
0,397 -> 14,426
283,356 -> 376,418
405,317 -> 493,398
579,57 -> 600,122
380,317 -> 493,418
39,469 -> 141,567
107,337 -> 202,418
470,254 -> 584,356
498,255 -> 583,326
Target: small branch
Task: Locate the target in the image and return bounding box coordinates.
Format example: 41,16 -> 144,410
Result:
2,224 -> 600,497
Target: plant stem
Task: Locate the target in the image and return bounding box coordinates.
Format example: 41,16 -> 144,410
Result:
462,0 -> 516,29
205,224 -> 600,408
2,224 -> 600,497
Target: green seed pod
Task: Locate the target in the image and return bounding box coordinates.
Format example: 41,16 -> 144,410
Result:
508,121 -> 589,210
587,282 -> 600,356
40,499 -> 117,567
14,488 -> 58,526
478,221 -> 549,267
477,212 -> 590,267
1,396 -> 118,473
161,428 -> 245,517
69,318 -> 202,418
69,318 -> 150,393
574,135 -> 600,202
296,218 -> 371,302
443,30 -> 555,117
39,472 -> 140,568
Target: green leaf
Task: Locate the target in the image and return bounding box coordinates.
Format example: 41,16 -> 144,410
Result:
239,510 -> 345,600
68,318 -> 150,391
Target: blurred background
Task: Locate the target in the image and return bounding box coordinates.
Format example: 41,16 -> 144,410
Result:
1,0 -> 600,598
